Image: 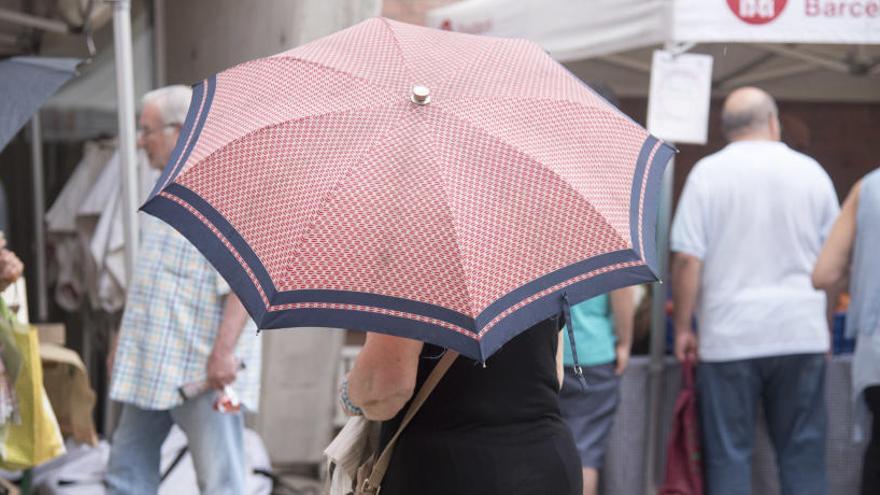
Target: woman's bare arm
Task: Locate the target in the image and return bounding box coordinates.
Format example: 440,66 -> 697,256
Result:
813,181 -> 860,291
556,331 -> 564,390
610,287 -> 636,375
346,332 -> 423,421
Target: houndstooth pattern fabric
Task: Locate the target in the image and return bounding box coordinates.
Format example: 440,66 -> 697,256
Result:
145,18 -> 668,357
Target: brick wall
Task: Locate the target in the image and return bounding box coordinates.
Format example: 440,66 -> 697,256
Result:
618,98 -> 880,206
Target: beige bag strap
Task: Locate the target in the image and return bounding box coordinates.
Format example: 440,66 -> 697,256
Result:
361,349 -> 459,494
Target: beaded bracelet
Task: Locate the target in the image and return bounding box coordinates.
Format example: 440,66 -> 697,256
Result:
339,377 -> 364,416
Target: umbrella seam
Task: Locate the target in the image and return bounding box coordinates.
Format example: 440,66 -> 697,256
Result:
430,103 -> 630,248
434,31 -> 506,96
447,95 -> 639,126
174,99 -> 404,188
433,99 -> 635,242
378,17 -> 414,85
276,106 -> 423,294
424,116 -> 481,323
268,55 -> 406,94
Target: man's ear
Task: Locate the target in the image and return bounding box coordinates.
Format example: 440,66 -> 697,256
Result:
770,114 -> 782,141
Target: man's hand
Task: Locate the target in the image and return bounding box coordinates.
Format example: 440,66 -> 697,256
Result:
614,343 -> 631,375
672,253 -> 702,364
207,293 -> 249,390
206,347 -> 238,390
674,330 -> 699,363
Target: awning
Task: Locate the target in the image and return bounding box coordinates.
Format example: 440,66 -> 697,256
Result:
674,0 -> 880,45
40,29 -> 153,142
426,0 -> 880,101
0,56 -> 78,151
427,0 -> 880,57
426,0 -> 668,61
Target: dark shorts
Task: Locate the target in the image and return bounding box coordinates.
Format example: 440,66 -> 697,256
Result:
558,363 -> 621,469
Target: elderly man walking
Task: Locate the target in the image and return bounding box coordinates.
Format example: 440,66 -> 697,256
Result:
671,87 -> 838,495
106,85 -> 262,494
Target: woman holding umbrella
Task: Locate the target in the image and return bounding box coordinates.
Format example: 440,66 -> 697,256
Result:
134,16 -> 674,495
343,318 -> 582,495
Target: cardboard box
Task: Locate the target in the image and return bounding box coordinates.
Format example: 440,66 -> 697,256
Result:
34,323 -> 65,346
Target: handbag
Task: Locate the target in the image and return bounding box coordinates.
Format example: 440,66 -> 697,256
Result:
325,350 -> 458,495
659,358 -> 703,495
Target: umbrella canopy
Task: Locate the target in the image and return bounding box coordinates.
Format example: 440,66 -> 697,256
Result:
0,56 -> 79,151
142,17 -> 674,361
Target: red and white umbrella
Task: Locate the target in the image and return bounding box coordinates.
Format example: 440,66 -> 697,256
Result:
143,17 -> 673,361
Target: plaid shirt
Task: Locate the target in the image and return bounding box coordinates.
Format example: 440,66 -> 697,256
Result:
110,215 -> 262,411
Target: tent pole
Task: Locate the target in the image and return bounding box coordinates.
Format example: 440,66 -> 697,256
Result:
644,156 -> 675,494
29,114 -> 48,322
758,44 -> 850,73
597,54 -> 652,74
0,8 -> 69,34
151,0 -> 167,88
111,0 -> 139,285
719,63 -> 817,89
107,0 -> 139,439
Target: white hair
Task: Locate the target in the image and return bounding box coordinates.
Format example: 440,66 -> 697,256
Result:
141,85 -> 193,127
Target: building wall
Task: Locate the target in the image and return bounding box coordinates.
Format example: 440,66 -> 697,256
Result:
382,0 -> 459,25
163,0 -> 380,84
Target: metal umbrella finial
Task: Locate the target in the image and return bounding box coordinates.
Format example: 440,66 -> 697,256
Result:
411,85 -> 431,105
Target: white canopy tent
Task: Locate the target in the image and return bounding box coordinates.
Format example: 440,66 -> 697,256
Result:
427,0 -> 880,55
426,0 -> 668,61
426,0 -> 880,101
426,1 -> 880,492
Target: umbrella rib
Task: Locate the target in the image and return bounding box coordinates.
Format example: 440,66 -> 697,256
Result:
270,55 -> 405,94
378,17 -> 414,84
279,107 -> 425,291
177,99 -> 403,186
424,121 -> 480,321
436,96 -> 639,241
431,103 -> 630,243
451,94 -> 630,116
436,36 -> 506,97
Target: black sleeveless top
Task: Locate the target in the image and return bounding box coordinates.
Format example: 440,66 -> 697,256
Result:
378,317 -> 581,495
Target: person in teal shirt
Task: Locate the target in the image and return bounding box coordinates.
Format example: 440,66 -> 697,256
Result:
559,287 -> 636,495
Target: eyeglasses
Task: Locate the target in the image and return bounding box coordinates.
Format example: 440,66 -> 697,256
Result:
136,123 -> 180,140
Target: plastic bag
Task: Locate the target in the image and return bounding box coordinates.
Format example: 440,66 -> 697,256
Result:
0,301 -> 65,470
